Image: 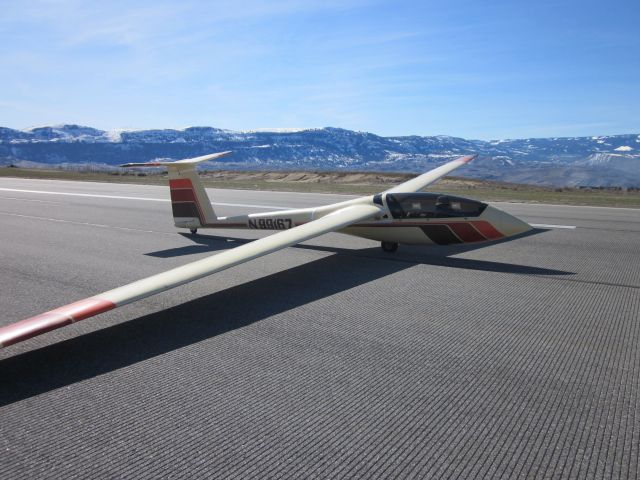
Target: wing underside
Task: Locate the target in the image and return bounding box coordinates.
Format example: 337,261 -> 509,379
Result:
0,204 -> 380,348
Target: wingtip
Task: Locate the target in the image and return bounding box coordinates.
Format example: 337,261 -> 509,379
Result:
461,154 -> 477,164
0,297 -> 116,348
119,162 -> 163,168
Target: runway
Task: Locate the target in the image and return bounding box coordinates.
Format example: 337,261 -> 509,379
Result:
1,177 -> 639,479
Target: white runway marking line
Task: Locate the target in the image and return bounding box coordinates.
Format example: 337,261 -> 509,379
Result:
0,187 -> 290,210
214,202 -> 288,210
0,195 -> 62,205
495,201 -> 640,211
530,223 -> 577,229
0,211 -> 178,236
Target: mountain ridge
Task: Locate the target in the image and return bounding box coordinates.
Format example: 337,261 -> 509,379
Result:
1,124 -> 638,187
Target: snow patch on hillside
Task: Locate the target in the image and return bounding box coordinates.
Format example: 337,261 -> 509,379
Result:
243,128 -> 311,133
106,129 -> 130,142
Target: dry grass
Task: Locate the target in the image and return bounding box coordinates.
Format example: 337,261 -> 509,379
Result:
1,166 -> 638,208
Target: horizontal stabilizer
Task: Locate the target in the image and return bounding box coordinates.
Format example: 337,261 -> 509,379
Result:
120,151 -> 232,168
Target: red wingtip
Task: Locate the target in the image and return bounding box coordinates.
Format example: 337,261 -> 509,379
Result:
0,297 -> 115,348
461,154 -> 477,164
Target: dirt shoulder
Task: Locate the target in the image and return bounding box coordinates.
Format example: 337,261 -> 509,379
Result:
1,167 -> 638,208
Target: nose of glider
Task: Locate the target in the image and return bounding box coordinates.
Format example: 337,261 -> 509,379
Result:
483,205 -> 532,238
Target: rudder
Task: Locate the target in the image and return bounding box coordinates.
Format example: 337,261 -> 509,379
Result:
167,166 -> 215,228
121,151 -> 231,229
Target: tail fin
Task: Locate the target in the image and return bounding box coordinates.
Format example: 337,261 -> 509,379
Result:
121,151 -> 231,228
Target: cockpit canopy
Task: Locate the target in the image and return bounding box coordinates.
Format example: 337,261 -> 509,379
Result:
384,193 -> 487,219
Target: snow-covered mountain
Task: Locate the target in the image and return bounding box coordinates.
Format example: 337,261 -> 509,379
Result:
1,124 -> 639,187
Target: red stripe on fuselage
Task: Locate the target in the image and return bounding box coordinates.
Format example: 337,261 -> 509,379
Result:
445,222 -> 487,242
470,220 -> 504,240
0,298 -> 116,347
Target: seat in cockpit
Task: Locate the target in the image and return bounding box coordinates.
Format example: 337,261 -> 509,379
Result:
386,193 -> 487,219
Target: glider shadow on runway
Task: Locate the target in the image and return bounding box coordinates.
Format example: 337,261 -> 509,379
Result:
0,253 -> 411,406
0,229 -> 572,405
145,228 -> 570,277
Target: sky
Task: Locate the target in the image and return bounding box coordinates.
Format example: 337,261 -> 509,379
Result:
0,0 -> 638,139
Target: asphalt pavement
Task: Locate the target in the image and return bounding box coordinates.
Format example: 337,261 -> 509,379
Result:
0,177 -> 638,479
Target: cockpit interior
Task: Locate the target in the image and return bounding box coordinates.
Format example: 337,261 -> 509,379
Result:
383,193 -> 487,219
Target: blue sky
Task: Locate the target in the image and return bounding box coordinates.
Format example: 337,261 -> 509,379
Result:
1,0 -> 638,139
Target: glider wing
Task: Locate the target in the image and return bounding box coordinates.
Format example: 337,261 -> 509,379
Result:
119,151 -> 232,168
385,154 -> 476,193
0,204 -> 380,348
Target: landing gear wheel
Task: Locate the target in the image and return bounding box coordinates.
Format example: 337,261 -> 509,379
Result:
381,241 -> 398,253
190,228 -> 198,235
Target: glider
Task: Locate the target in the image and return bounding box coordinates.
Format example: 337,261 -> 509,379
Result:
0,152 -> 531,348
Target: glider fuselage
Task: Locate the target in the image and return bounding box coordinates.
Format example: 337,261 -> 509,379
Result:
176,192 -> 530,246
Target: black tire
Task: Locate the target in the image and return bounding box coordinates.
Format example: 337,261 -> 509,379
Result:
190,228 -> 198,234
381,241 -> 398,253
